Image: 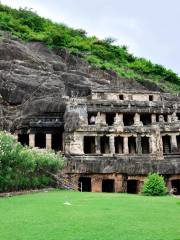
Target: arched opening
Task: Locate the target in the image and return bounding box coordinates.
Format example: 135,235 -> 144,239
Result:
35,133 -> 46,148
127,180 -> 139,194
171,180 -> 180,195
78,177 -> 91,192
102,179 -> 115,193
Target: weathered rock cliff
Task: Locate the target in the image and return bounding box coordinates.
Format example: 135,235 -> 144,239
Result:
0,37 -> 163,131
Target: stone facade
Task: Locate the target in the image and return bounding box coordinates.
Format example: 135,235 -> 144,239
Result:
15,86 -> 180,194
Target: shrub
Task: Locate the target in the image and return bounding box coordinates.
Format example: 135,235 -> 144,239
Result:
141,173 -> 168,196
0,131 -> 64,192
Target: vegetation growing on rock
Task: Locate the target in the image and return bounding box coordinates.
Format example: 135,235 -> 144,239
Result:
0,131 -> 64,192
0,4 -> 180,92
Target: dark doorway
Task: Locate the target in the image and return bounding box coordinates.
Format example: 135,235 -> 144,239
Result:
102,179 -> 115,192
78,177 -> 91,192
140,114 -> 151,125
52,133 -> 63,151
141,136 -> 150,154
35,133 -> 46,148
171,180 -> 180,195
115,136 -> 123,154
84,136 -> 96,154
123,114 -> 134,126
18,134 -> 29,146
106,113 -> 116,126
162,135 -> 171,154
176,135 -> 180,152
127,180 -> 139,194
100,136 -> 110,154
149,95 -> 154,101
177,113 -> 180,121
119,94 -> 124,100
128,137 -> 137,154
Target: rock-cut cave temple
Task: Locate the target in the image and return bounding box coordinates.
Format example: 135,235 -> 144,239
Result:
15,82 -> 180,194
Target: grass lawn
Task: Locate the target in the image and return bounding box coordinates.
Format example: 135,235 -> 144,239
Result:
0,191 -> 180,240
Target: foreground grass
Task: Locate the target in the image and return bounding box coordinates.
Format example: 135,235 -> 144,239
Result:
0,191 -> 180,240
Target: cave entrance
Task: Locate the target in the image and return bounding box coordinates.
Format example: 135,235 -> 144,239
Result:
18,134 -> 29,146
115,136 -> 123,154
128,137 -> 137,154
171,180 -> 180,195
123,113 -> 134,126
106,113 -> 116,126
176,135 -> 180,152
35,133 -> 46,148
162,135 -> 171,154
52,132 -> 63,152
127,180 -> 139,194
78,177 -> 91,192
84,136 -> 96,154
140,114 -> 151,125
100,136 -> 110,154
141,136 -> 150,154
102,179 -> 115,193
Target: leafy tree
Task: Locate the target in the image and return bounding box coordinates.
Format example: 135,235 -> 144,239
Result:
0,131 -> 64,192
141,173 -> 168,196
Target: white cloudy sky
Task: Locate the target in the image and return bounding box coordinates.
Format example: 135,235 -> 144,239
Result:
1,0 -> 180,74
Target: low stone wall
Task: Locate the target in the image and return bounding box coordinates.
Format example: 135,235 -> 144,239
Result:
0,188 -> 55,198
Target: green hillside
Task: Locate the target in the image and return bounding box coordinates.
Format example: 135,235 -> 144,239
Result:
0,4 -> 180,92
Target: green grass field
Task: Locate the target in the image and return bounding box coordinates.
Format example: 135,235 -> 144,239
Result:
0,190 -> 180,240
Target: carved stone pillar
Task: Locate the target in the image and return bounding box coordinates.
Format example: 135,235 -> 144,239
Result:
46,134 -> 52,149
123,137 -> 129,154
137,135 -> 142,154
100,113 -> 106,125
151,114 -> 156,124
150,135 -> 156,154
171,134 -> 177,152
172,112 -> 178,122
109,136 -> 115,154
167,114 -> 172,123
29,134 -> 35,148
159,115 -> 164,123
114,113 -> 123,125
96,112 -> 101,125
134,113 -> 143,126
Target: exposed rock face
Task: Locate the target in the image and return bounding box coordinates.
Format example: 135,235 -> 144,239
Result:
0,37 -> 172,132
